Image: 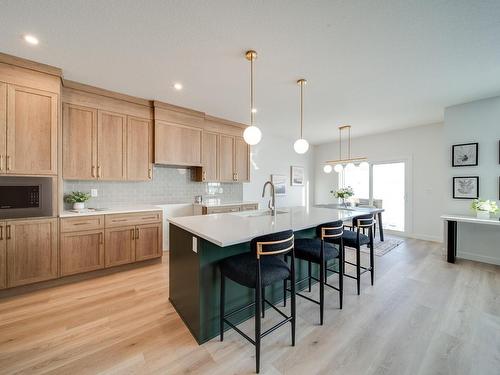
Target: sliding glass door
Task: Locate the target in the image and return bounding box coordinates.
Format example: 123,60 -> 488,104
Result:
341,160 -> 407,233
372,162 -> 405,232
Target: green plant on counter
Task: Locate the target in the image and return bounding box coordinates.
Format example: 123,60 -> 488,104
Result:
471,199 -> 499,213
65,191 -> 91,204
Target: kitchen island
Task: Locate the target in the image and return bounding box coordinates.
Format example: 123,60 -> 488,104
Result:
168,206 -> 380,344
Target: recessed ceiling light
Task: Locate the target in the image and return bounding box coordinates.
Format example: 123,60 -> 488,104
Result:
173,83 -> 183,90
23,34 -> 39,45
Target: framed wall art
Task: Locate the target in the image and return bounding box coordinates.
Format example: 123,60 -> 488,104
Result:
452,143 -> 478,167
453,176 -> 479,199
271,174 -> 287,196
290,166 -> 304,186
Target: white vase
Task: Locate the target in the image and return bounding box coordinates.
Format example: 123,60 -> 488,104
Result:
73,202 -> 85,211
476,210 -> 490,219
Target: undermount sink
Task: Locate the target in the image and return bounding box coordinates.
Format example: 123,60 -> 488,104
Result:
232,209 -> 289,217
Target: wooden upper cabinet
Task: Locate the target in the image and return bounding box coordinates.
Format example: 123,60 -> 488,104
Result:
234,136 -> 250,182
0,83 -> 6,173
63,104 -> 98,180
97,110 -> 127,180
135,223 -> 162,261
6,85 -> 58,175
6,218 -> 58,288
200,131 -> 219,181
0,221 -> 6,289
154,121 -> 202,166
219,134 -> 235,181
127,116 -> 152,181
105,226 -> 136,267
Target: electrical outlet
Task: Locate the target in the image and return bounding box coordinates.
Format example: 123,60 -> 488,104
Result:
192,237 -> 198,253
90,189 -> 98,197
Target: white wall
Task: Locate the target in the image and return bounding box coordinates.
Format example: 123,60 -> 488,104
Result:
314,123 -> 445,242
243,134 -> 314,208
444,96 -> 500,264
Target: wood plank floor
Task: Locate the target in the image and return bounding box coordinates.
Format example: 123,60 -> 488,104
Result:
0,239 -> 499,374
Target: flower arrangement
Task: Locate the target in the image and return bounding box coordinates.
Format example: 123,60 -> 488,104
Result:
471,199 -> 498,213
65,191 -> 91,210
331,186 -> 354,199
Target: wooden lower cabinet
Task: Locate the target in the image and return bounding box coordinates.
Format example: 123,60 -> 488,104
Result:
0,221 -> 6,289
6,218 -> 58,288
135,223 -> 162,261
105,226 -> 136,267
60,229 -> 104,276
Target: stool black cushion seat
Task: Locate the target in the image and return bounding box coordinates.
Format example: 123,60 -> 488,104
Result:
220,252 -> 290,289
337,229 -> 370,247
294,238 -> 339,263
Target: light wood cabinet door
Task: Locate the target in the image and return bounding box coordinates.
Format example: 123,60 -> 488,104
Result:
62,103 -> 98,179
0,221 -> 6,289
127,116 -> 152,181
60,230 -> 104,276
135,223 -> 162,261
105,226 -> 135,267
6,85 -> 58,175
0,83 -> 6,173
154,121 -> 202,166
6,218 -> 58,288
201,131 -> 219,181
98,110 -> 127,180
234,136 -> 250,182
219,134 -> 235,181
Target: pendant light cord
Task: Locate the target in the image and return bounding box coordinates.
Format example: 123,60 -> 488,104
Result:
250,56 -> 254,126
300,81 -> 304,139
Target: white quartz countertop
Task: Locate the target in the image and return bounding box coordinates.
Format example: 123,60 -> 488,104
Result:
441,214 -> 500,225
193,200 -> 259,208
169,206 -> 379,247
60,205 -> 163,218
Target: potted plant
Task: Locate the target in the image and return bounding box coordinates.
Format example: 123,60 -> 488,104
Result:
471,199 -> 498,219
65,191 -> 91,211
331,186 -> 354,208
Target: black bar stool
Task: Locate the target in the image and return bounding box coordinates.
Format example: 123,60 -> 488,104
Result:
284,220 -> 344,325
219,230 -> 296,374
336,214 -> 375,295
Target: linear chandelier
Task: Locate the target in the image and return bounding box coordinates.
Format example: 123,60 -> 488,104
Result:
324,125 -> 368,173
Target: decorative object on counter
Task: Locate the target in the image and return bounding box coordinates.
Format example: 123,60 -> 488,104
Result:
471,199 -> 498,219
65,191 -> 91,210
290,166 -> 304,186
453,176 -> 479,199
194,195 -> 203,204
271,174 -> 287,196
452,142 -> 478,167
331,186 -> 354,207
293,79 -> 309,154
324,125 -> 368,173
243,50 -> 262,146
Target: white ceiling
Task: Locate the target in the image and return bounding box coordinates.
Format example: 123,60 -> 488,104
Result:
1,0 -> 500,144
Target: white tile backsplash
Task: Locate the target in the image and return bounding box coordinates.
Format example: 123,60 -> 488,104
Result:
63,165 -> 242,209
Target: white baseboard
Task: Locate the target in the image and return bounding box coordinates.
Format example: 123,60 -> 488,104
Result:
457,251 -> 500,266
383,229 -> 443,243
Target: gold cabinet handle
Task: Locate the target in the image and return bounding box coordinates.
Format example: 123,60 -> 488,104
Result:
135,228 -> 139,239
97,165 -> 101,178
6,225 -> 11,240
0,155 -> 3,171
0,225 -> 3,240
202,170 -> 206,181
148,168 -> 152,179
91,166 -> 96,178
131,228 -> 135,240
99,232 -> 103,244
6,155 -> 11,171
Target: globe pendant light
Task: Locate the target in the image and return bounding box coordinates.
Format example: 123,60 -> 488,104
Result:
243,50 -> 262,145
323,164 -> 333,173
294,79 -> 309,154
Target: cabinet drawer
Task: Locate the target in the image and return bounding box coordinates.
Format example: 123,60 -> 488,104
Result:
241,204 -> 258,211
60,216 -> 104,233
206,206 -> 240,214
105,211 -> 162,228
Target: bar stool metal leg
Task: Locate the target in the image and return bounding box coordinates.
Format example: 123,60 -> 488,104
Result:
291,255 -> 296,346
262,287 -> 266,318
283,278 -> 287,307
220,274 -> 225,341
339,241 -> 344,309
319,241 -> 325,325
370,229 -> 374,285
356,245 -> 361,295
308,261 -> 312,292
255,281 -> 261,373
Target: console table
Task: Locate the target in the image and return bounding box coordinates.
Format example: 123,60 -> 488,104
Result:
441,214 -> 500,263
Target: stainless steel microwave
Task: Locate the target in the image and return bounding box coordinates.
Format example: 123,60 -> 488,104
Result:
0,177 -> 53,219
